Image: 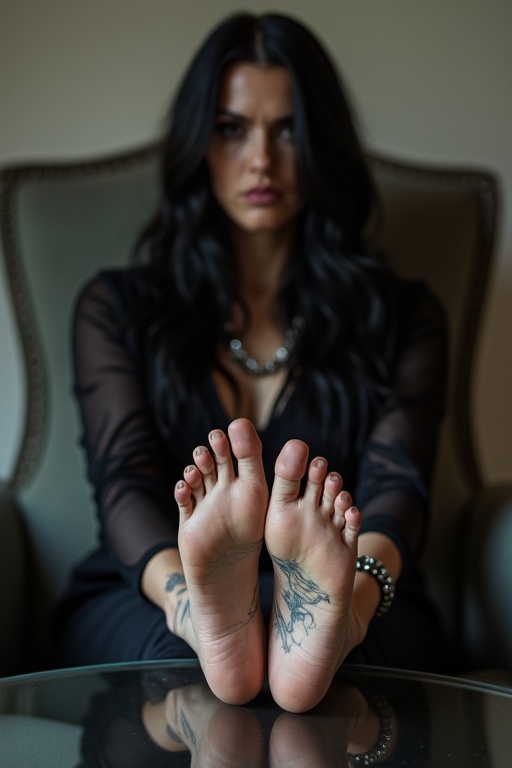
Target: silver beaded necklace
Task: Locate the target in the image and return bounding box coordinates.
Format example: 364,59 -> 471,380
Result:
227,316 -> 304,376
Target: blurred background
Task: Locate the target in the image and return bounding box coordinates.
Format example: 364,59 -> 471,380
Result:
1,0 -> 511,484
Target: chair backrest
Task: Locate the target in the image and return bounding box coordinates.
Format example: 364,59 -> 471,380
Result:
368,155 -> 497,648
1,147 -> 160,661
0,145 -> 498,665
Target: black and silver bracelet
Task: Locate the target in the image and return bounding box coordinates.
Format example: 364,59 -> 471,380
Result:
347,692 -> 395,765
356,556 -> 395,617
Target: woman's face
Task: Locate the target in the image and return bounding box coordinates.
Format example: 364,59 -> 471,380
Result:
206,63 -> 303,236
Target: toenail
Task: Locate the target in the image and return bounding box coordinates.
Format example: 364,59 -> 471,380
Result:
195,447 -> 206,456
184,465 -> 195,474
329,473 -> 340,483
209,430 -> 222,440
176,480 -> 185,489
313,458 -> 326,468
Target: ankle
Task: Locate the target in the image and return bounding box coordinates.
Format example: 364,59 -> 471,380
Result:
163,587 -> 198,652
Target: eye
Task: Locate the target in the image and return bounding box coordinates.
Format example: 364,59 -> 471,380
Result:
274,118 -> 295,143
213,120 -> 245,141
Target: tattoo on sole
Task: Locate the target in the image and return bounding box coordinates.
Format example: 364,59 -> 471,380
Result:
272,556 -> 330,653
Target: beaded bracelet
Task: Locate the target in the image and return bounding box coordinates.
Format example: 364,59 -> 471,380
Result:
356,556 -> 395,617
347,692 -> 395,765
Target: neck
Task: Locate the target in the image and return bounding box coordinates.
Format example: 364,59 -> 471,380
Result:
230,224 -> 295,300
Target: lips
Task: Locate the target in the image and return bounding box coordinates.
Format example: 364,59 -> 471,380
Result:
243,186 -> 282,205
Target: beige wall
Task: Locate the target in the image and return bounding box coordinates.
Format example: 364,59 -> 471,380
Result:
1,0 -> 511,483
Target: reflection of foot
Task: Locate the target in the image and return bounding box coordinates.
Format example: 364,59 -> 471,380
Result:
165,683 -> 265,767
142,682 -> 265,763
265,440 -> 361,712
176,419 -> 268,704
270,711 -> 349,767
269,684 -> 381,767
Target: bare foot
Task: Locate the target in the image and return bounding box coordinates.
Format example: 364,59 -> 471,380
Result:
265,440 -> 361,712
176,419 -> 268,704
143,682 -> 265,765
269,684 -> 383,767
164,683 -> 265,767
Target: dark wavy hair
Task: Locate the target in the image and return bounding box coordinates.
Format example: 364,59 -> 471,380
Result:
135,12 -> 399,456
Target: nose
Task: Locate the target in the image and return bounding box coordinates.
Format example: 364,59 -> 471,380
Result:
248,130 -> 271,172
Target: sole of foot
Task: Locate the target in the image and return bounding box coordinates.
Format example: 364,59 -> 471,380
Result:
176,418 -> 268,704
265,439 -> 361,712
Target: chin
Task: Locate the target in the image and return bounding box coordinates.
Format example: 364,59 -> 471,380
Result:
235,213 -> 298,234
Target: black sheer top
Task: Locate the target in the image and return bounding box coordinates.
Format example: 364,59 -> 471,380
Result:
72,267 -> 447,593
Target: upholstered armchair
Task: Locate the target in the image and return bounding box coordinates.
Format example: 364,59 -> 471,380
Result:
1,144 -> 511,682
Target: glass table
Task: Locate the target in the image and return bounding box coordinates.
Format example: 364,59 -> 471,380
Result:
1,660 -> 511,766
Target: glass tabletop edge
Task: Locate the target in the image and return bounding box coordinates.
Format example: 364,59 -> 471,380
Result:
0,657 -> 201,686
338,663 -> 512,698
2,659 -> 511,699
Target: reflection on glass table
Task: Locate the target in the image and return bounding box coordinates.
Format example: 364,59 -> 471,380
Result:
1,661 -> 511,767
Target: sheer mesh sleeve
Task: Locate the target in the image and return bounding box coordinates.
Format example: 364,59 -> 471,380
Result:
72,272 -> 179,592
354,284 -> 448,572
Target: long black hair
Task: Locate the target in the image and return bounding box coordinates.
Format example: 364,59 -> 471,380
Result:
135,13 -> 399,456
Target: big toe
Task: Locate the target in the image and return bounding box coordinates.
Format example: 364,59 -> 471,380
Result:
228,419 -> 262,459
272,439 -> 309,500
228,418 -> 265,482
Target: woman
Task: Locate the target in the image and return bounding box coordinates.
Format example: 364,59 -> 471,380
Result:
55,12 -> 447,713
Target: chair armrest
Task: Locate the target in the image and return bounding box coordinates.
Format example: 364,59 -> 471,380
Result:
0,488 -> 29,677
463,483 -> 512,671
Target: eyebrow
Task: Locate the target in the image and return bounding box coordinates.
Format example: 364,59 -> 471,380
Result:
215,108 -> 294,124
216,109 -> 250,123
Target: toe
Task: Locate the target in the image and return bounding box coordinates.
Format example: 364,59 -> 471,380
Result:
320,473 -> 344,514
175,480 -> 194,521
332,491 -> 353,531
208,429 -> 235,484
272,439 -> 309,503
193,446 -> 217,491
183,465 -> 205,502
303,457 -> 327,506
335,505 -> 361,549
228,418 -> 265,483
228,418 -> 262,459
336,489 -> 353,512
343,506 -> 361,547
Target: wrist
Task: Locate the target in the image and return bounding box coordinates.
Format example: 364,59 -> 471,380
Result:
349,567 -> 384,648
349,598 -> 372,649
350,532 -> 402,638
356,555 -> 395,618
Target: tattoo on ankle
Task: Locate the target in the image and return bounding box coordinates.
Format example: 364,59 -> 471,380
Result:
166,573 -> 186,593
272,556 -> 330,653
180,707 -> 196,746
166,723 -> 184,745
165,707 -> 196,747
166,573 -> 191,631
